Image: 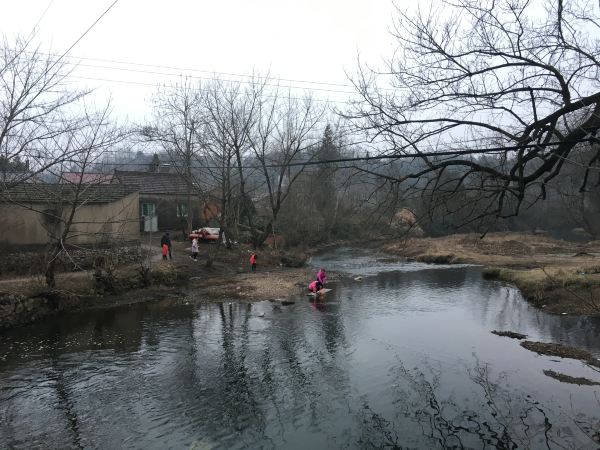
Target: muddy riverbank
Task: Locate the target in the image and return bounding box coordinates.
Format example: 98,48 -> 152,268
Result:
0,241 -> 325,329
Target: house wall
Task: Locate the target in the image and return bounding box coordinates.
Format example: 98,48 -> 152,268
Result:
69,192 -> 140,244
0,207 -> 47,245
139,194 -> 204,233
0,192 -> 140,247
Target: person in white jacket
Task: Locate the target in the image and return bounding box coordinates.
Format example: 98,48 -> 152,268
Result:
190,237 -> 199,261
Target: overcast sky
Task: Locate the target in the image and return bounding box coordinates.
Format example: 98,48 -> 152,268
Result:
1,0 -> 398,121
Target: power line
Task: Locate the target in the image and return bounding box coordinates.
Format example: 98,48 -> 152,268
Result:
55,0 -> 121,65
0,1 -> 56,78
69,76 -> 352,105
39,51 -> 357,90
30,138 -> 599,171
65,61 -> 357,95
28,0 -> 55,40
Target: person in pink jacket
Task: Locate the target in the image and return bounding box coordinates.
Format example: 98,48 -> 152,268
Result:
316,268 -> 327,286
308,280 -> 323,294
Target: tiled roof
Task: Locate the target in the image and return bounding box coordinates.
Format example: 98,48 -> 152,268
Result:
0,183 -> 139,205
0,171 -> 39,184
60,172 -> 114,184
113,170 -> 189,195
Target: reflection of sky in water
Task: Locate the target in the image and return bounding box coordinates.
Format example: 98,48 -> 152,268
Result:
1,250 -> 600,449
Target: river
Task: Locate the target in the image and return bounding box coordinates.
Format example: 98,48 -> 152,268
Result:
1,247 -> 599,449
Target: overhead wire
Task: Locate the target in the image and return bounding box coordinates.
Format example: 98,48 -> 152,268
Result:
27,138 -> 600,171
11,4 -> 600,175
54,0 -> 121,65
35,51 -> 359,90
28,0 -> 55,41
68,76 -> 353,105
65,61 -> 357,94
0,0 -> 56,77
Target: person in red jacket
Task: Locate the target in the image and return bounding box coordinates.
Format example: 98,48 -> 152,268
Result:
249,252 -> 257,272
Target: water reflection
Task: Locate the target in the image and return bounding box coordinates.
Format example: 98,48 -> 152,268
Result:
1,252 -> 599,449
356,362 -> 600,449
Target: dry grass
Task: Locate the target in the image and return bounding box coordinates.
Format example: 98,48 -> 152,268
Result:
491,330 -> 527,339
0,272 -> 94,297
543,370 -> 600,386
0,239 -> 319,312
188,267 -> 315,301
521,340 -> 595,360
388,232 -> 600,269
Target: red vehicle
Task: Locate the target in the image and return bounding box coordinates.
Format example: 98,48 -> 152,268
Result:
189,227 -> 222,242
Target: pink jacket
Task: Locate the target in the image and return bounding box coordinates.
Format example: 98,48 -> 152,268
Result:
317,269 -> 327,285
308,280 -> 319,292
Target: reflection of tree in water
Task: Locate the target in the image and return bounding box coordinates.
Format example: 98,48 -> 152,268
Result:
170,300 -> 353,447
355,362 -> 599,449
49,363 -> 84,450
313,289 -> 348,355
276,310 -> 322,426
2,342 -> 85,449
216,302 -> 269,443
258,298 -> 355,442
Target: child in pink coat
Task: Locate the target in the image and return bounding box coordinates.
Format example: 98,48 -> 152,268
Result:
317,268 -> 327,285
308,280 -> 323,294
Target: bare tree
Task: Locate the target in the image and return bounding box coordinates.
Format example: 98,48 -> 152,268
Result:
49,106 -> 126,287
201,77 -> 264,242
347,0 -> 600,227
248,90 -> 325,247
142,77 -> 205,234
200,111 -> 238,262
0,36 -> 88,188
3,104 -> 126,287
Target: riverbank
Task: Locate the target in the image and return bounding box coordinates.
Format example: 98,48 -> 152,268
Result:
4,231 -> 599,328
385,232 -> 600,315
0,241 -> 321,329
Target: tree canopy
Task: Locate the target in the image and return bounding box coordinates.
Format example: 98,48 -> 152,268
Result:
348,0 -> 600,226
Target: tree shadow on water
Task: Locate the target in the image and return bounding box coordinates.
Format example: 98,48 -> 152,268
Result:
354,362 -> 600,450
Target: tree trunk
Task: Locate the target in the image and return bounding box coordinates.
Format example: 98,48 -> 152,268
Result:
253,221 -> 274,249
44,243 -> 62,288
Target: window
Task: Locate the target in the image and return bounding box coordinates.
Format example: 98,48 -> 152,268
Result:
141,202 -> 156,217
177,203 -> 188,217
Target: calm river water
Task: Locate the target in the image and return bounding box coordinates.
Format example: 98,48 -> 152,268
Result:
1,247 -> 599,449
